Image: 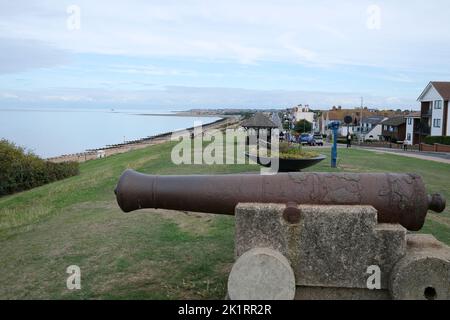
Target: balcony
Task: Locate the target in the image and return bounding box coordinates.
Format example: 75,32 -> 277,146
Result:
414,124 -> 431,135
421,110 -> 432,118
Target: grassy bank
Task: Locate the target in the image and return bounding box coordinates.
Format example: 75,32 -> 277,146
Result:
0,142 -> 448,299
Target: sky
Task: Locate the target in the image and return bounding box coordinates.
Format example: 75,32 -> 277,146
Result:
1,0 -> 450,110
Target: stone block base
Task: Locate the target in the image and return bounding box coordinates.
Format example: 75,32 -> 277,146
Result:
228,203 -> 450,300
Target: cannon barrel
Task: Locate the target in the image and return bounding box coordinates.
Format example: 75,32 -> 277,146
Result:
114,169 -> 445,231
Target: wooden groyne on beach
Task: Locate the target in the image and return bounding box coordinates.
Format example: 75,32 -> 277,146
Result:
47,117 -> 241,163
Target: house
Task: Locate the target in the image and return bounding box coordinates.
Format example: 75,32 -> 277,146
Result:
381,116 -> 406,142
292,104 -> 316,131
319,107 -> 405,137
358,116 -> 386,141
417,81 -> 450,138
404,112 -> 421,145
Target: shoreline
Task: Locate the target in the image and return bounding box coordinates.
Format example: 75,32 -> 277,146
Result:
137,112 -> 237,118
47,116 -> 241,163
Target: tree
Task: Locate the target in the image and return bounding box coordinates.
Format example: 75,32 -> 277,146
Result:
282,121 -> 291,130
293,120 -> 312,134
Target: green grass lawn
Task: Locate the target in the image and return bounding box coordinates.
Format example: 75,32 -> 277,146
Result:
0,142 -> 448,299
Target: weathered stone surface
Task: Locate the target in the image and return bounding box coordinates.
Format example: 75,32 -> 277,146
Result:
390,234 -> 450,300
235,203 -> 287,258
235,203 -> 406,289
227,247 -> 296,300
295,286 -> 390,300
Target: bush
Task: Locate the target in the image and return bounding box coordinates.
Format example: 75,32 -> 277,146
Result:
293,120 -> 312,134
424,136 -> 450,146
337,137 -> 354,144
0,139 -> 79,196
265,142 -> 319,159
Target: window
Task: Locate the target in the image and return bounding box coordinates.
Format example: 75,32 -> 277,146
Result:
433,119 -> 441,128
434,100 -> 442,109
407,118 -> 412,125
407,133 -> 411,141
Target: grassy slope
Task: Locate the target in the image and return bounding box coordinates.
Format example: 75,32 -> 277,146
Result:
0,142 -> 448,299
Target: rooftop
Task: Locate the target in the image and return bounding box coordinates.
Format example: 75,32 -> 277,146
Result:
431,81 -> 450,100
363,116 -> 385,125
326,110 -> 358,121
405,112 -> 421,118
270,113 -> 283,129
381,116 -> 406,127
418,81 -> 450,100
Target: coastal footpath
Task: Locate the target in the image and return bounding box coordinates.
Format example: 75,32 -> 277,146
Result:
47,116 -> 240,163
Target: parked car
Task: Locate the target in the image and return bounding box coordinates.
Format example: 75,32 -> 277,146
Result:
300,133 -> 315,146
313,134 -> 324,146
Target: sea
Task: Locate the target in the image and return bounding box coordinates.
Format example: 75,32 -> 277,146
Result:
0,108 -> 221,158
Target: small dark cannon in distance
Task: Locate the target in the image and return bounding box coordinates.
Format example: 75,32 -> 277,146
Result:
114,169 -> 445,231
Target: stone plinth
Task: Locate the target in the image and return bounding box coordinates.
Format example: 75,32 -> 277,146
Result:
228,203 -> 450,300
235,203 -> 406,289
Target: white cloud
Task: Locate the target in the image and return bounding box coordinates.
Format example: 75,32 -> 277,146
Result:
1,92 -> 19,99
0,0 -> 449,109
42,95 -> 94,102
0,38 -> 69,74
1,0 -> 450,71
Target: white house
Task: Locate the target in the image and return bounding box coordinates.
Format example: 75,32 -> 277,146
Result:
404,112 -> 421,145
293,104 -> 316,131
417,82 -> 450,137
361,116 -> 387,141
339,126 -> 354,137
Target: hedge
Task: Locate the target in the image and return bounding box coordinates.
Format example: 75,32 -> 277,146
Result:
0,139 -> 79,196
424,136 -> 450,146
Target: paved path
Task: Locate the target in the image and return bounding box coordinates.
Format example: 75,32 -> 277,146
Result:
307,143 -> 450,164
352,146 -> 450,164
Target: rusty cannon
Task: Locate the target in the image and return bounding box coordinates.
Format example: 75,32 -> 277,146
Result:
114,169 -> 445,231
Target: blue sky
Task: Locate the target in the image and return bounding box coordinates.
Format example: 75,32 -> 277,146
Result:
1,0 -> 450,110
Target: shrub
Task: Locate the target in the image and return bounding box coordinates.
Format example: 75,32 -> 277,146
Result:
252,142 -> 320,159
337,138 -> 348,144
0,139 -> 79,196
293,120 -> 312,134
424,136 -> 450,146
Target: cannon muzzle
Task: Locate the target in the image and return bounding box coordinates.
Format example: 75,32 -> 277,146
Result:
114,169 -> 445,231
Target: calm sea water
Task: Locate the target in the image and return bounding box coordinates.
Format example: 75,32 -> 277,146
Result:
0,108 -> 220,158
